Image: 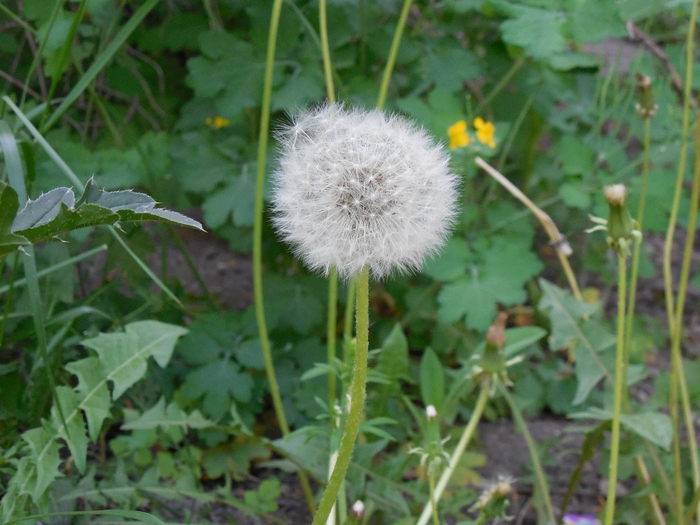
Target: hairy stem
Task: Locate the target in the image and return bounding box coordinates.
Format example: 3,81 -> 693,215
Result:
312,266 -> 370,525
604,252 -> 627,525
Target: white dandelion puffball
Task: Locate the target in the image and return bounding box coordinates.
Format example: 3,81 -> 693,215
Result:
272,104 -> 459,280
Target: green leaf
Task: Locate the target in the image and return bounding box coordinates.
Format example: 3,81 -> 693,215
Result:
374,324 -> 409,409
423,45 -> 483,91
420,348 -> 445,411
500,8 -> 566,59
565,0 -> 626,42
423,238 -> 470,281
570,408 -> 672,450
181,360 -> 253,419
559,136 -> 595,176
537,279 -> 599,349
82,321 -> 188,399
559,181 -> 591,210
0,183 -> 20,235
22,427 -> 62,502
122,397 -> 213,431
549,51 -> 599,71
52,387 -> 89,475
12,187 -> 75,231
438,237 -> 543,331
65,357 -> 111,442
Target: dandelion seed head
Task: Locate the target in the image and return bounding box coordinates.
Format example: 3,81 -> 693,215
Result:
272,104 -> 459,280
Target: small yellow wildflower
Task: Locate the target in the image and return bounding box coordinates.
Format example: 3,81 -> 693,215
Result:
206,116 -> 231,129
474,117 -> 496,148
447,120 -> 470,150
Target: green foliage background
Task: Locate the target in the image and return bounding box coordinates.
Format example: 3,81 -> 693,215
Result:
1,0 -> 698,523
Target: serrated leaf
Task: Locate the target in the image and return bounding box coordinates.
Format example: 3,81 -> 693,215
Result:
11,187 -> 75,231
375,324 -> 409,393
52,387 -> 89,475
22,427 -> 62,502
65,357 -> 111,441
538,279 -> 599,349
122,397 -> 213,430
82,321 -> 188,399
423,46 -> 483,91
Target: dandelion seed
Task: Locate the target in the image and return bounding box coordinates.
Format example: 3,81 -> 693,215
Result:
474,117 -> 496,148
272,104 -> 459,281
447,120 -> 470,149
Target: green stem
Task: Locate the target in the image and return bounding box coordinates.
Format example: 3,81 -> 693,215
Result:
500,384 -> 556,525
624,117 -> 651,400
416,387 -> 489,525
343,278 -> 357,368
327,268 -> 338,414
253,0 -> 315,513
663,4 -> 699,523
319,0 -> 335,103
475,57 -> 527,115
377,0 -> 413,110
672,119 -> 700,525
429,471 -> 439,525
312,266 -> 370,525
604,252 -> 627,525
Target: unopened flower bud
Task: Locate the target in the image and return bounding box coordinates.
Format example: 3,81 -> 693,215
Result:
351,500 -> 365,518
604,184 -> 635,247
425,405 -> 438,420
635,73 -> 658,119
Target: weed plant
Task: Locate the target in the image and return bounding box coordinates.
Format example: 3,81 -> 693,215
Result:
1,1 -> 700,525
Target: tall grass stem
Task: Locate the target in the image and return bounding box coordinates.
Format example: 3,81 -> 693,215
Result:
377,0 -> 413,110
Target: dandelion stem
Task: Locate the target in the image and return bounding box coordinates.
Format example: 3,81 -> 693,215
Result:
429,471 -> 439,525
319,0 -> 335,103
604,252 -> 627,525
312,266 -> 370,525
377,0 -> 413,110
417,387 -> 489,525
254,0 -> 315,513
663,3 -> 699,522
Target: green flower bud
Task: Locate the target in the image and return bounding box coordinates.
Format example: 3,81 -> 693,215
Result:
634,73 -> 658,119
604,184 -> 635,244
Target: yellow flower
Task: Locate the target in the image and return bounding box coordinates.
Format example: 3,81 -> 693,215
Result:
206,116 -> 231,129
474,117 -> 496,148
447,120 -> 470,150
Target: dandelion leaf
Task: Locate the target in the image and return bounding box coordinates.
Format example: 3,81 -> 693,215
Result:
122,397 -> 213,431
65,357 -> 112,441
22,427 -> 62,502
52,386 -> 89,475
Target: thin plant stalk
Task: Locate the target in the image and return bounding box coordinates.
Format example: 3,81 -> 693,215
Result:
623,116 -> 666,525
312,266 -> 370,525
475,157 -> 582,300
500,384 -> 556,525
327,267 -> 339,404
253,0 -> 315,512
417,387 -> 489,525
663,3 -> 699,521
428,472 -> 439,525
603,253 -> 627,525
670,119 -> 700,525
376,0 -> 413,110
474,57 -> 527,115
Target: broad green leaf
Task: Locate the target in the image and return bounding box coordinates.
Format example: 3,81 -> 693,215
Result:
420,348 -> 445,411
559,136 -> 595,176
500,8 -> 566,59
122,398 -> 213,431
423,45 -> 483,91
559,181 -> 591,210
181,360 -> 254,419
65,357 -> 111,442
438,237 -> 543,331
570,408 -> 672,450
549,52 -> 599,71
423,238 -> 470,281
11,187 -> 75,231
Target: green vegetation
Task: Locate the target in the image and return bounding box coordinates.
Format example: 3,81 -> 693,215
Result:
1,0 -> 700,524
